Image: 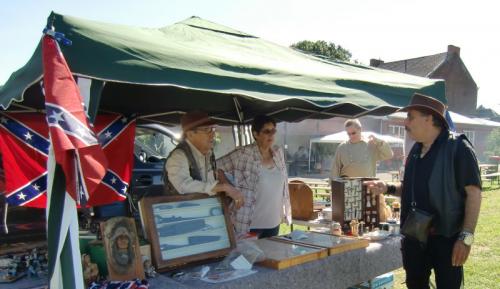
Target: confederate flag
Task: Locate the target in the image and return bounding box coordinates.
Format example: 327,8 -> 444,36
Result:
42,35 -> 107,203
0,113 -> 49,208
0,112 -> 136,208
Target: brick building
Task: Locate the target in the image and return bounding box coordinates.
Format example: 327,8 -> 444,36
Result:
370,45 -> 478,116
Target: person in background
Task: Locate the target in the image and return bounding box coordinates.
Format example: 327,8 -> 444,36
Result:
217,115 -> 291,238
331,119 -> 394,221
365,93 -> 482,289
331,119 -> 393,179
164,111 -> 244,208
292,146 -> 308,176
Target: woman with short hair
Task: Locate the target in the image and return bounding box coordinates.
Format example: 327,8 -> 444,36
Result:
217,115 -> 291,238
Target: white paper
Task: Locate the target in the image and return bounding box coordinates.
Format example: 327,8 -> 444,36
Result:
230,255 -> 252,270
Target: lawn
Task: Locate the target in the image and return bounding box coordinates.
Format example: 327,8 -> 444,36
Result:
280,183 -> 500,289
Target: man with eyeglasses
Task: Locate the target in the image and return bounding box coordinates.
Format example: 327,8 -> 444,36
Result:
164,111 -> 244,208
331,119 -> 393,179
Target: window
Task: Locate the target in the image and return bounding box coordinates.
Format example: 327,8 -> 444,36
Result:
135,126 -> 178,162
388,125 -> 405,139
463,130 -> 475,145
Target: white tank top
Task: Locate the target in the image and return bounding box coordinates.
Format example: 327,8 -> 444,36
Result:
250,165 -> 285,229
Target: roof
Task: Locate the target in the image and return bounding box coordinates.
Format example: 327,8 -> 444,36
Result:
374,53 -> 447,77
0,12 -> 446,124
388,111 -> 500,127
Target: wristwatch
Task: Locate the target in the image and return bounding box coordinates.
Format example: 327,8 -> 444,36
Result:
458,231 -> 474,246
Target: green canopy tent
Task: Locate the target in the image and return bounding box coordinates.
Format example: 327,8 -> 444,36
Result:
0,12 -> 445,125
0,12 -> 447,288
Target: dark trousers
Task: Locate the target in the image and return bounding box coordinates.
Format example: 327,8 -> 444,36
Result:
250,225 -> 280,239
401,235 -> 463,289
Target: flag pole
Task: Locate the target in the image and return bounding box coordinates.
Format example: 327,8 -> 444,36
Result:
46,147 -> 84,289
43,25 -> 103,289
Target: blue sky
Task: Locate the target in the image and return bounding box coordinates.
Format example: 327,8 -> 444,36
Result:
1,0 -> 499,112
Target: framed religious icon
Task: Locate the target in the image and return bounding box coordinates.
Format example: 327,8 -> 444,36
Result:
101,217 -> 145,281
331,177 -> 380,228
139,193 -> 236,271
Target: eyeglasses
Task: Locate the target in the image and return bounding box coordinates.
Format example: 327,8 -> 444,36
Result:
260,128 -> 277,135
195,126 -> 217,134
347,131 -> 358,136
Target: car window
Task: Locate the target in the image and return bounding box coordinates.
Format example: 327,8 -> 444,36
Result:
134,127 -> 177,162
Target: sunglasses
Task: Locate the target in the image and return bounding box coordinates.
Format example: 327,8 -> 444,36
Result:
260,128 -> 277,135
195,126 -> 217,134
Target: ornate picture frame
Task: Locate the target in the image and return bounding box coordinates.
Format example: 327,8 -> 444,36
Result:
100,217 -> 145,281
139,193 -> 236,271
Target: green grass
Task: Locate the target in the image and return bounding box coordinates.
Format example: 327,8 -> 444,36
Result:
280,184 -> 500,288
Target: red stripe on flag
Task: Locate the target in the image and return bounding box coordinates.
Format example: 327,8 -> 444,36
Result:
42,36 -> 107,202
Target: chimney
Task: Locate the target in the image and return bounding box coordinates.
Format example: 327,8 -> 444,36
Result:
447,45 -> 460,56
370,59 -> 384,67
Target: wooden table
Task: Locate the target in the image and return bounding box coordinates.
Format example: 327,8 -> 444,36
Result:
480,164 -> 500,185
303,180 -> 331,200
389,171 -> 400,181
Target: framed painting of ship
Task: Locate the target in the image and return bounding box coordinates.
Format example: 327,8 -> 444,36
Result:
139,193 -> 236,271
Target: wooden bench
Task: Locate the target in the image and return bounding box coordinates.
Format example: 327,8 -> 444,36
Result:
482,172 -> 500,185
389,170 -> 400,181
303,181 -> 331,201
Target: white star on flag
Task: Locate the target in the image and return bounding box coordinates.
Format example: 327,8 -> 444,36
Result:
105,131 -> 112,138
49,111 -> 64,123
111,177 -> 117,184
18,192 -> 27,200
24,131 -> 33,141
76,127 -> 86,136
33,184 -> 40,191
121,117 -> 127,123
0,117 -> 7,124
121,186 -> 127,193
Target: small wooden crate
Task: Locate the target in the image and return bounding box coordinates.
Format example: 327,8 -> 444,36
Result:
273,231 -> 369,256
254,238 -> 327,270
331,178 -> 380,228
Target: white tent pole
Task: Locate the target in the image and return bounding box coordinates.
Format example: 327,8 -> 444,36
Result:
308,140 -> 312,172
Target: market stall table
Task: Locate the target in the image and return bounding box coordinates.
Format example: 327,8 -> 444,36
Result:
0,237 -> 401,289
148,236 -> 402,289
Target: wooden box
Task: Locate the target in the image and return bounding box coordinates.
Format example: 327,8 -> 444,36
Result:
139,193 -> 236,271
330,178 -> 380,228
254,238 -> 327,270
273,231 -> 369,256
289,180 -> 318,220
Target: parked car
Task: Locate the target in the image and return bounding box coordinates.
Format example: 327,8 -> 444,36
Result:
0,123 -> 179,243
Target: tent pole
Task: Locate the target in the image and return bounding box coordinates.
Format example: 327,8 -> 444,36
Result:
308,140 -> 312,173
233,97 -> 243,123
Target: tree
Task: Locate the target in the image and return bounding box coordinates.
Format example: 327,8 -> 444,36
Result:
291,40 -> 352,62
485,128 -> 500,158
474,105 -> 500,121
